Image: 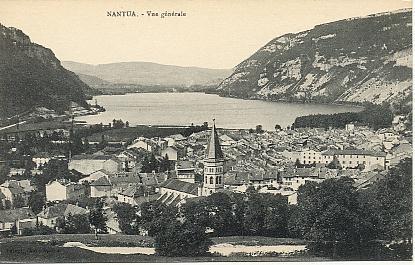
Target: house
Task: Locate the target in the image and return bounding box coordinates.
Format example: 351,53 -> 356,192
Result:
32,153 -> 66,169
219,134 -> 236,146
175,161 -> 195,183
117,184 -> 157,206
0,181 -> 29,208
108,173 -> 142,196
90,177 -> 112,198
68,154 -> 121,176
46,179 -> 86,202
32,152 -> 52,169
158,179 -> 200,206
139,172 -> 168,188
79,169 -> 112,183
128,137 -> 160,153
37,203 -> 89,228
165,134 -> 186,146
0,208 -> 36,235
161,146 -> 179,161
116,153 -> 136,171
321,149 -> 386,170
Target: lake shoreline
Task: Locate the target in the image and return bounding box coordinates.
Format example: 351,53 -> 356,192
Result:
95,90 -> 365,110
79,92 -> 363,130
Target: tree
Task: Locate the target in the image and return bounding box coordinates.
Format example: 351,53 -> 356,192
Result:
275,124 -> 282,131
255,124 -> 264,133
155,220 -> 212,257
0,164 -> 10,186
289,177 -> 379,259
362,158 -> 412,244
22,224 -> 55,236
112,203 -> 137,234
294,158 -> 303,168
13,195 -> 26,208
89,199 -> 108,234
141,154 -> 160,173
57,214 -> 91,234
182,193 -> 235,237
159,154 -> 170,172
327,155 -> 342,169
28,191 -> 45,214
37,159 -> 71,191
139,201 -> 178,236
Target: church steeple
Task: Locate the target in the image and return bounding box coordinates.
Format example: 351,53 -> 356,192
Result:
202,119 -> 225,196
206,119 -> 223,160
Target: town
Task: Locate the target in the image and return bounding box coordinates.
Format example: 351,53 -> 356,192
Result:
0,107 -> 411,239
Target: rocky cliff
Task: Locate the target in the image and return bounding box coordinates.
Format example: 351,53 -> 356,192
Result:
0,24 -> 94,118
216,9 -> 412,109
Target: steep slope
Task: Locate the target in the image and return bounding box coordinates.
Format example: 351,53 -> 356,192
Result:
76,73 -> 111,87
216,9 -> 412,108
0,24 -> 93,118
62,61 -> 232,87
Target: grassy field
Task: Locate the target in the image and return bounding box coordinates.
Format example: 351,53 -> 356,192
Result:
0,234 -> 327,263
0,234 -> 154,247
0,240 -> 330,263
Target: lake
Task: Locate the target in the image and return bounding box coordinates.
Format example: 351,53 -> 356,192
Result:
76,93 -> 363,131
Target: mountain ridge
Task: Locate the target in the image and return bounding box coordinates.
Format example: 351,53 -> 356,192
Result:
0,24 -> 93,118
215,9 -> 412,111
62,61 -> 232,87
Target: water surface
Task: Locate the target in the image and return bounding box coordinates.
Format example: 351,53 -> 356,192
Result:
76,93 -> 362,130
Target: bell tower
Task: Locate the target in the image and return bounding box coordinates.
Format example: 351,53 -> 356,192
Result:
202,119 -> 224,196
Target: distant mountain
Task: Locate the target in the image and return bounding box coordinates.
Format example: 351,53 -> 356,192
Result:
216,9 -> 412,109
0,24 -> 94,118
76,73 -> 111,87
62,61 -> 232,87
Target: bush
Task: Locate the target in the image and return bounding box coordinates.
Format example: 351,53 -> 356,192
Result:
155,221 -> 212,257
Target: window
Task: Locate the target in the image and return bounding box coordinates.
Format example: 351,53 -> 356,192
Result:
350,155 -> 352,158
210,176 -> 214,184
349,161 -> 352,164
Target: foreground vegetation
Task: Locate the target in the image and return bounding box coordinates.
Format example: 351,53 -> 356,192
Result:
101,159 -> 412,260
0,240 -> 330,263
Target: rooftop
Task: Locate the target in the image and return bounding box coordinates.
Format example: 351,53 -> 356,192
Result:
206,121 -> 224,160
160,179 -> 199,196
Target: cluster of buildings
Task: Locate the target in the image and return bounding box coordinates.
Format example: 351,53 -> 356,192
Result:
0,118 -> 411,236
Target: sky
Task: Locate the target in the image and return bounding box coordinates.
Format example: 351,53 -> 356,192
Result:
0,0 -> 412,69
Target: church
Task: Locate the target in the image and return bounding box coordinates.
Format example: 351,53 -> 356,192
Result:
158,120 -> 225,205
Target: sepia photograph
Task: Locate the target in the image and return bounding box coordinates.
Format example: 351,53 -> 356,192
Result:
0,0 -> 412,263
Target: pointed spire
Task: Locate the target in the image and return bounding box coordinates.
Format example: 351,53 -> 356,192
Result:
206,119 -> 223,160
